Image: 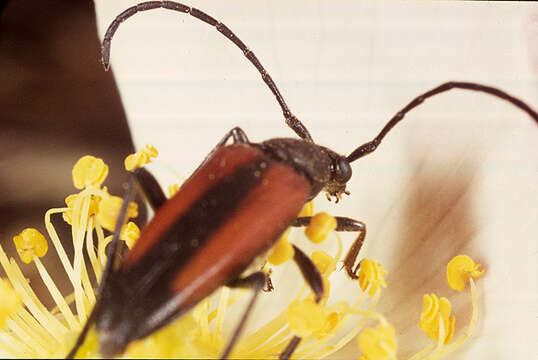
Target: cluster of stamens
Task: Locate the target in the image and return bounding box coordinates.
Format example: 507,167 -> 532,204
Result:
0,146 -> 485,359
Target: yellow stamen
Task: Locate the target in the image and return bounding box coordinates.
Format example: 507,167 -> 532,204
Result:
120,222 -> 141,249
267,228 -> 294,265
446,255 -> 484,291
358,259 -> 387,296
31,256 -> 79,330
287,299 -> 327,338
305,212 -> 337,243
96,195 -> 138,232
168,183 -> 180,197
298,201 -> 314,217
13,228 -> 48,264
0,279 -> 22,329
311,250 -> 336,275
72,155 -> 108,190
418,294 -> 455,344
358,324 -> 397,360
124,144 -> 159,171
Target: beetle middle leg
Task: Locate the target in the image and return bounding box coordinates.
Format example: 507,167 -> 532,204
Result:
274,219 -> 365,359
293,216 -> 366,279
269,245 -> 325,360
291,245 -> 324,302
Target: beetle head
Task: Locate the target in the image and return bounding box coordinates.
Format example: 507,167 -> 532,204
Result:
325,154 -> 352,202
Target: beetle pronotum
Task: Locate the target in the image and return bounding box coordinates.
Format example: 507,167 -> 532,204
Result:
68,1 -> 538,358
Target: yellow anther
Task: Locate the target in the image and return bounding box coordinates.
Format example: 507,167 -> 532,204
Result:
72,155 -> 109,189
358,259 -> 387,296
0,278 -> 22,329
168,183 -> 180,197
358,324 -> 397,360
62,192 -> 101,225
13,228 -> 48,264
298,201 -> 314,217
305,212 -> 337,243
125,144 -> 159,171
312,250 -> 336,275
96,196 -> 138,232
446,255 -> 485,291
314,311 -> 340,339
62,194 -> 78,225
267,228 -> 294,265
419,294 -> 455,344
121,222 -> 141,249
287,299 -> 327,337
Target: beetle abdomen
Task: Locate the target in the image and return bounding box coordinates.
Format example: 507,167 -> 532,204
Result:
102,144 -> 310,343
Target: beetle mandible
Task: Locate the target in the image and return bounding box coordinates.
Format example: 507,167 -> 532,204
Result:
68,1 -> 538,358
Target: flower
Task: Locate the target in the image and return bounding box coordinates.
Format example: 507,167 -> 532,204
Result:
0,149 -> 489,359
91,3 -> 537,357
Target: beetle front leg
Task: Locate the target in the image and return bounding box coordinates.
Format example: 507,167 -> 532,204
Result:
293,216 -> 366,280
135,127 -> 250,213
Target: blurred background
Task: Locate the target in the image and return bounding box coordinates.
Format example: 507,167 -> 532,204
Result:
0,1 -> 136,304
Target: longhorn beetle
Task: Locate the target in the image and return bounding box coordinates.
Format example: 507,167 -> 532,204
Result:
67,1 -> 538,358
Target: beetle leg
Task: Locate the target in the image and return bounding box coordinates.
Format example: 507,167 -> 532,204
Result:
208,126 -> 249,154
135,167 -> 167,211
135,127 -> 250,213
272,246 -> 325,360
198,126 -> 251,171
293,216 -> 366,280
261,266 -> 274,292
65,174 -> 138,358
279,336 -> 302,360
292,245 -> 324,302
220,271 -> 266,359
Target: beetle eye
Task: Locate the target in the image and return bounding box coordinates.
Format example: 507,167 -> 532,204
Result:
333,157 -> 352,184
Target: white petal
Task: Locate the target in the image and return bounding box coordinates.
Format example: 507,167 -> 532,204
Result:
94,1 -> 538,359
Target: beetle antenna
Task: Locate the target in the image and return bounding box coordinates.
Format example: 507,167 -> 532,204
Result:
347,81 -> 538,163
101,1 -> 313,142
65,174 -> 137,358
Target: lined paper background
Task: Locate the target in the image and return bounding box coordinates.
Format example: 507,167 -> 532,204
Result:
94,2 -> 538,359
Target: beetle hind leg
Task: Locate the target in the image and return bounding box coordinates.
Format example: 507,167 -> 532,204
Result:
293,216 -> 367,280
219,271 -> 266,359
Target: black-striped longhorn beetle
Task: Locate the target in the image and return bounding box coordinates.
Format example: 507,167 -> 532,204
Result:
67,1 -> 538,358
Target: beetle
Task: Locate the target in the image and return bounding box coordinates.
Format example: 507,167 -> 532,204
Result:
67,1 -> 538,358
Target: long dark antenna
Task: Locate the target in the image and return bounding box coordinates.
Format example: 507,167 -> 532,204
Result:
66,175 -> 137,358
347,81 -> 538,163
101,1 -> 313,142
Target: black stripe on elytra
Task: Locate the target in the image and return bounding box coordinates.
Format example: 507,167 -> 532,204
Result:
115,156 -> 270,297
